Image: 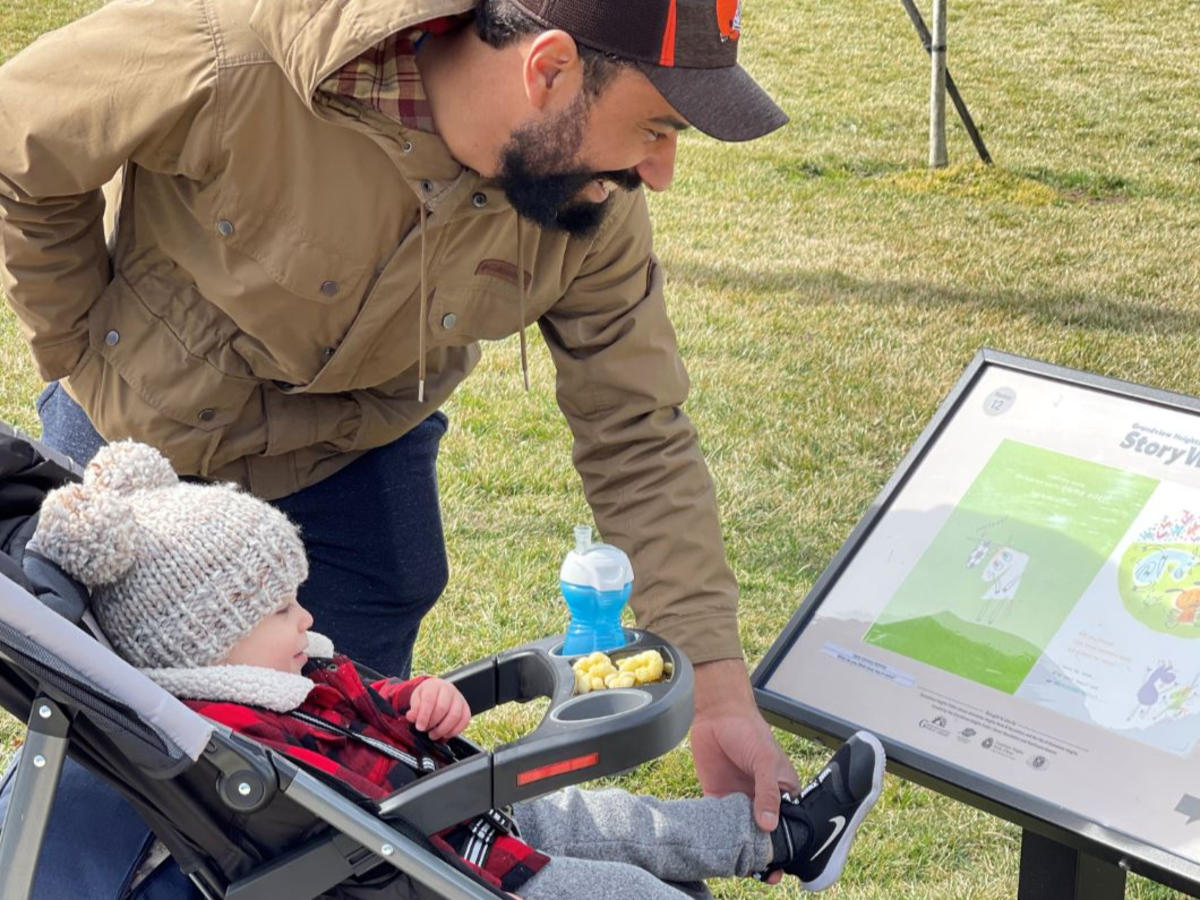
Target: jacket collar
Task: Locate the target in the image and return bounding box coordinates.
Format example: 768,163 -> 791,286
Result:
249,0 -> 477,110
144,664 -> 314,712
142,631 -> 336,713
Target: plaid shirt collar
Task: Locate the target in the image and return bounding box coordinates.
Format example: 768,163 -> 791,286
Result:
320,18 -> 463,133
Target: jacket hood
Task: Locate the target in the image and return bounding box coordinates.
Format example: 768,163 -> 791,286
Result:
249,0 -> 477,108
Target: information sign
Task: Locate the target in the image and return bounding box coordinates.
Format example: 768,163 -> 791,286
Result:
753,349 -> 1200,895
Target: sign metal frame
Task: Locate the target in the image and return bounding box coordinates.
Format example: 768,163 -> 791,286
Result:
751,348 -> 1200,897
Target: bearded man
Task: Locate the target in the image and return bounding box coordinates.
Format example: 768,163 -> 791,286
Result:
0,1 -> 800,889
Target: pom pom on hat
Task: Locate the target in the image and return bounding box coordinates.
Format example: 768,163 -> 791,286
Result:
33,439 -> 175,585
84,440 -> 178,495
33,482 -> 139,585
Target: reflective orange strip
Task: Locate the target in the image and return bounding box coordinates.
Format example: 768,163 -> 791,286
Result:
658,0 -> 678,66
516,752 -> 600,786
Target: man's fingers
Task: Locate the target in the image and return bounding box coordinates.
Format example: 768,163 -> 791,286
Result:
754,758 -> 782,831
752,729 -> 802,832
778,753 -> 802,793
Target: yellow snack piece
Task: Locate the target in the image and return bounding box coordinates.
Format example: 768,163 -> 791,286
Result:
572,649 -> 668,693
572,651 -> 617,694
603,671 -> 637,689
616,650 -> 665,684
576,673 -> 606,693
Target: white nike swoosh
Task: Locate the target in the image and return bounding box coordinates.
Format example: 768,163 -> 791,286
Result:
810,815 -> 846,860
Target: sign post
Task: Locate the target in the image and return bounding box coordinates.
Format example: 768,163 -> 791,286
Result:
897,0 -> 992,164
929,0 -> 948,167
1018,829 -> 1126,900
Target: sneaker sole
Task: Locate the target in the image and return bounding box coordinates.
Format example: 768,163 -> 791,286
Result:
803,730 -> 886,892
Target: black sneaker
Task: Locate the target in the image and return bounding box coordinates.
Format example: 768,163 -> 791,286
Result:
764,730 -> 885,891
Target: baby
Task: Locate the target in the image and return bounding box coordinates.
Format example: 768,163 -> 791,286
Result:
32,441 -> 884,898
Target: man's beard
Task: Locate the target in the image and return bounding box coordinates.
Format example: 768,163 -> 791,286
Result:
495,93 -> 641,238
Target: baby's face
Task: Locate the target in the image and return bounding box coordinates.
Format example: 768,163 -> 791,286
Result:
221,596 -> 314,674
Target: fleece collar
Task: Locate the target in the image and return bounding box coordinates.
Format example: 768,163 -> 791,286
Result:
142,631 -> 336,713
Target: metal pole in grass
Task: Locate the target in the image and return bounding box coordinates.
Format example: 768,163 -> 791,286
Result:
899,0 -> 993,164
929,0 -> 949,167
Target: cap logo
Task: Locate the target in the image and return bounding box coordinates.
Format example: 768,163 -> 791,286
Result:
716,0 -> 741,41
658,0 -> 678,66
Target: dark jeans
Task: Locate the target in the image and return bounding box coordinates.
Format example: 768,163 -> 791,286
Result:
13,382 -> 451,899
36,381 -> 450,676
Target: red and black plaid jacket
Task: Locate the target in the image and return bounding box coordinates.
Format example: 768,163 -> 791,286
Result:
185,657 -> 549,892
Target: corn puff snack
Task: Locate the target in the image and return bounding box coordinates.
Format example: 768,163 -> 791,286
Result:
571,649 -> 670,693
572,651 -> 617,693
613,649 -> 664,684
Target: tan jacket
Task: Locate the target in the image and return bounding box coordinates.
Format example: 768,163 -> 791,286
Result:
0,0 -> 740,662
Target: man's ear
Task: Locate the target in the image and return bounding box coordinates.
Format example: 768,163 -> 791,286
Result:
522,29 -> 583,110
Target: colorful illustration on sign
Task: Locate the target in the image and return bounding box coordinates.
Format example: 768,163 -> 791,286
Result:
865,440 -> 1157,694
1129,660 -> 1175,720
1117,511 -> 1200,636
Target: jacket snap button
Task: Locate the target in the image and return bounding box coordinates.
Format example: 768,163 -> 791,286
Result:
320,280 -> 339,296
420,180 -> 433,194
471,192 -> 488,208
322,347 -> 335,362
441,313 -> 457,329
216,219 -> 235,237
104,330 -> 120,346
401,140 -> 414,154
198,408 -> 216,422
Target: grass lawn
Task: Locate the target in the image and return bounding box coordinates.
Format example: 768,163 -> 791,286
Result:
2,0 -> 1199,897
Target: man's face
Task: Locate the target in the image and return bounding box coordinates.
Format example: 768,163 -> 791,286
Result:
496,67 -> 687,237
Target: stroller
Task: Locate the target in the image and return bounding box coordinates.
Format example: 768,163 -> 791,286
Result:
0,423 -> 696,899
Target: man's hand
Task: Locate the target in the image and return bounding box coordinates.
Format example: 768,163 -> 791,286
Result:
407,677 -> 471,741
690,658 -> 800,832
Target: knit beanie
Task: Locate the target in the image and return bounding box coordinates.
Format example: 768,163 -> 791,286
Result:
30,441 -> 309,669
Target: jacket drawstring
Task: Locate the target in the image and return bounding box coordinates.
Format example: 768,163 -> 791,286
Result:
516,215 -> 529,391
418,201 -> 428,403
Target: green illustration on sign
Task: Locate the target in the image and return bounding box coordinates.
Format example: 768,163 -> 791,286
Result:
865,440 -> 1157,693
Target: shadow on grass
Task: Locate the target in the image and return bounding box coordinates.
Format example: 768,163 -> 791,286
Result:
1015,166 -> 1134,203
669,260 -> 1200,335
775,157 -> 911,182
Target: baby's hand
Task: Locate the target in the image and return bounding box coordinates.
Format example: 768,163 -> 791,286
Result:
406,677 -> 471,741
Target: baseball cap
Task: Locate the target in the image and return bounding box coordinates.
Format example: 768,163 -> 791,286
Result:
507,0 -> 788,141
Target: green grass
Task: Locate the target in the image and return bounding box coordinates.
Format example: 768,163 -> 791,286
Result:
2,0 -> 1199,897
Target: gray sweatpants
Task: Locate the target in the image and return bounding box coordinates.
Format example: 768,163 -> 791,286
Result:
511,787 -> 773,899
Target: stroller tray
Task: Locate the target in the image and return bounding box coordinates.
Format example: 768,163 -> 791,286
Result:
376,628 -> 693,833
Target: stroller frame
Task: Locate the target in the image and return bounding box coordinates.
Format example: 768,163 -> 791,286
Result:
0,687 -> 501,900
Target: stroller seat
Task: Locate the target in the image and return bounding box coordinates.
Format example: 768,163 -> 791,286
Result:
0,425 -> 695,900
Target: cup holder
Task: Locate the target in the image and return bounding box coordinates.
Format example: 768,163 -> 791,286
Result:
548,630 -> 644,658
551,689 -> 651,723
